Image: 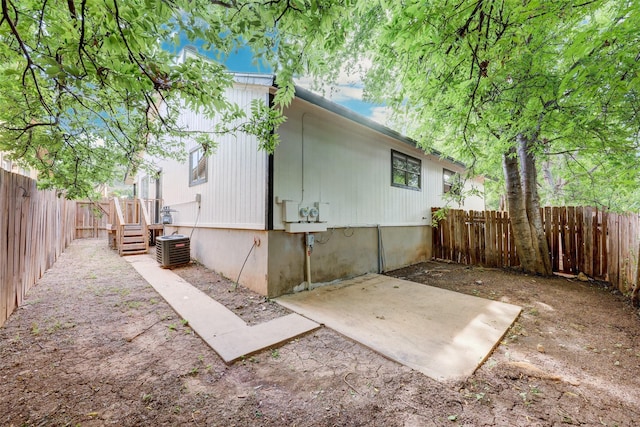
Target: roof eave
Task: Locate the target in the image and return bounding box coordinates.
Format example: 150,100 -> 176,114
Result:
291,86 -> 467,169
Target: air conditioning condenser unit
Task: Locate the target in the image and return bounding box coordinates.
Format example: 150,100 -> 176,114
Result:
156,235 -> 190,268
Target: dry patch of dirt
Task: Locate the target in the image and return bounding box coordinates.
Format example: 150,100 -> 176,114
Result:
173,258 -> 291,326
1,239 -> 639,426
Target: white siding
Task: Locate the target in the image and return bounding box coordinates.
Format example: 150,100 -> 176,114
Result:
157,84 -> 269,230
273,98 -> 484,229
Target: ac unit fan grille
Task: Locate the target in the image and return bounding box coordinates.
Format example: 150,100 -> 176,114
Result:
156,235 -> 190,268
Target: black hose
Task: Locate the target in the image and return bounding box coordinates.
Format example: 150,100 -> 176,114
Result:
234,241 -> 257,290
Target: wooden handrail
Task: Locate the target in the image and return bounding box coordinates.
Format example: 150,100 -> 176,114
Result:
138,197 -> 151,227
113,199 -> 125,255
113,198 -> 125,226
138,197 -> 150,252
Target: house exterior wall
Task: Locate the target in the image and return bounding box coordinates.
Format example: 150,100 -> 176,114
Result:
157,80 -> 270,230
153,78 -> 273,295
1,152 -> 38,179
267,225 -> 431,297
164,225 -> 269,295
166,223 -> 432,298
154,75 -> 485,297
266,95 -> 482,296
272,97 -> 484,230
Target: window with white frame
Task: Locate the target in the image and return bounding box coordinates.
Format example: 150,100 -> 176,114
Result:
189,147 -> 208,186
391,150 -> 421,190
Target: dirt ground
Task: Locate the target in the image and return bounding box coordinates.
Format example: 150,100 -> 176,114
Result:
1,239 -> 639,426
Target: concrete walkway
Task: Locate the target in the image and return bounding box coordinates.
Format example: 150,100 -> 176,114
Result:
126,255 -> 319,363
277,274 -> 522,381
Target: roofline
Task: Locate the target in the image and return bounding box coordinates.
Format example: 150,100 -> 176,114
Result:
176,47 -> 467,169
233,73 -> 275,87
292,85 -> 467,169
179,47 -> 276,87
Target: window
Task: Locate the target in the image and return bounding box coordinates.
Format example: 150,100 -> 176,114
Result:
391,150 -> 421,190
189,147 -> 208,186
443,168 -> 461,195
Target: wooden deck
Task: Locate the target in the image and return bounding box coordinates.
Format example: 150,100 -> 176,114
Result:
107,198 -> 164,256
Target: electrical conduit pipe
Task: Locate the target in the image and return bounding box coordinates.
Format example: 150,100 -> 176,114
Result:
305,232 -> 314,288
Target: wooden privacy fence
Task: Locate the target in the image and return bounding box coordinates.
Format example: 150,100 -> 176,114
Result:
75,198 -> 163,240
432,207 -> 640,294
0,169 -> 76,327
76,200 -> 110,238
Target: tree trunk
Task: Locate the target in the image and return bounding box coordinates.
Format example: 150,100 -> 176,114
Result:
502,135 -> 552,275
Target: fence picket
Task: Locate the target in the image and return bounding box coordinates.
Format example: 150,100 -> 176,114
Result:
567,206 -> 576,273
584,207 -> 593,277
544,207 -> 552,270
608,213 -> 618,286
1,172 -> 9,323
462,211 -> 470,265
496,211 -> 503,267
601,210 -> 608,279
484,211 -> 492,266
576,207 -> 584,274
551,207 -> 560,271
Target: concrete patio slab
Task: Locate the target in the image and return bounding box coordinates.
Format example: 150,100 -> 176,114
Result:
126,255 -> 320,363
276,274 -> 521,381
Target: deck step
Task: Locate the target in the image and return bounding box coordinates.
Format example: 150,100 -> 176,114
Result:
122,242 -> 147,251
123,236 -> 145,244
118,223 -> 149,255
121,250 -> 149,256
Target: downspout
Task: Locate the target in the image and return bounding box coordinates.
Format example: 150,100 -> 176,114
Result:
302,113 -> 309,287
301,112 -> 308,203
377,224 -> 382,274
154,169 -> 161,224
266,90 -> 276,231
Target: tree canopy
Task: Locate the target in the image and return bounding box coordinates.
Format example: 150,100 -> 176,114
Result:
0,0 -> 350,198
313,0 -> 639,273
2,1 -> 639,240
343,0 -> 640,212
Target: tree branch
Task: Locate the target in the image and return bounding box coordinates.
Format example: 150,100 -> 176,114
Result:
67,0 -> 76,19
112,0 -> 159,88
1,0 -> 53,115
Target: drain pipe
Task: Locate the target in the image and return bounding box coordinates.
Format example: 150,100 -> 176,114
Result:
305,233 -> 314,288
377,225 -> 382,274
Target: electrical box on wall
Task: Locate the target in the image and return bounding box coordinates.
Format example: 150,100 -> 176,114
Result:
280,199 -> 330,232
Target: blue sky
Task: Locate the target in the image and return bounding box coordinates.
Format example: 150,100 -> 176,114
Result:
165,36 -> 387,123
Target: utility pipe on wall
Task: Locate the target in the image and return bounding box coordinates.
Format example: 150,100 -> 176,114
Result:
305,232 -> 314,288
377,224 -> 382,274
